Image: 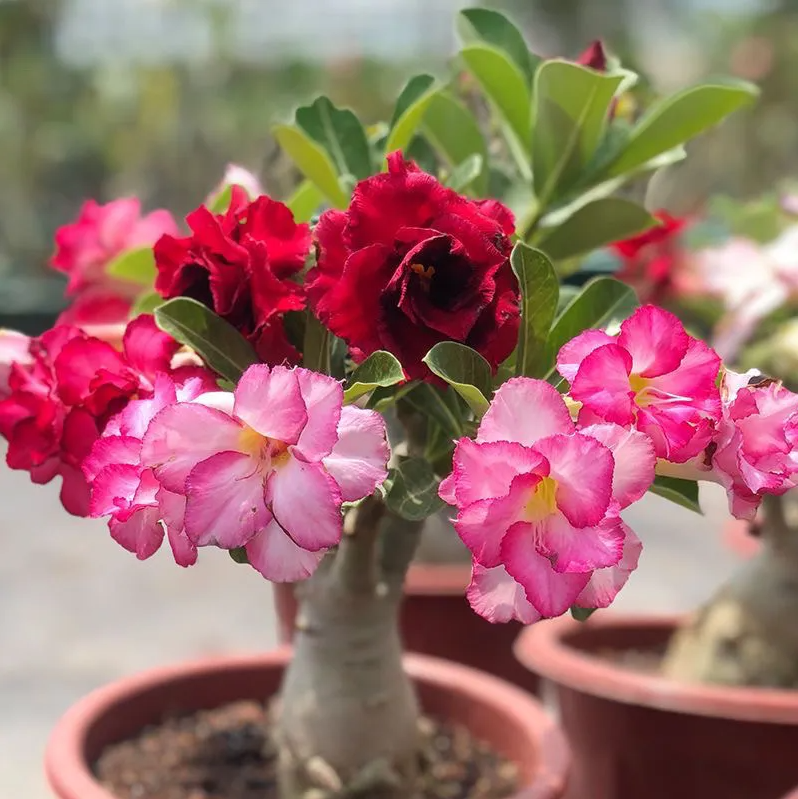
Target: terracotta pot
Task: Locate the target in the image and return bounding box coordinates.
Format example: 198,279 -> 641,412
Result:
46,649 -> 569,799
515,614 -> 798,799
273,563 -> 539,693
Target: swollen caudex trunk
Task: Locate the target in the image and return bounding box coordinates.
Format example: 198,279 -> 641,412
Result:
273,501 -> 423,799
663,493 -> 798,688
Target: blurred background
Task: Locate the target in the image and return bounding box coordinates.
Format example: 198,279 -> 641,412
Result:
0,0 -> 795,329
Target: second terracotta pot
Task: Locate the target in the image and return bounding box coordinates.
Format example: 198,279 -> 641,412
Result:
46,649 -> 568,799
515,614 -> 798,799
273,563 -> 540,693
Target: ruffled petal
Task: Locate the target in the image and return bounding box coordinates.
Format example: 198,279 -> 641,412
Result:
466,564 -> 542,624
234,364 -> 307,444
245,519 -> 326,582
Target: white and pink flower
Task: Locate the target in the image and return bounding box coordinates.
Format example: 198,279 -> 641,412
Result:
139,364 -> 389,581
439,378 -> 655,623
557,305 -> 722,463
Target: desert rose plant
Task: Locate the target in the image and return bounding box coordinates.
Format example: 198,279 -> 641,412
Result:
2,9 -> 787,797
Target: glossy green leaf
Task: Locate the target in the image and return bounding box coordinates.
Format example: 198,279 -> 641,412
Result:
106,247 -> 156,287
533,61 -> 624,202
601,80 -> 758,179
457,7 -> 535,81
154,298 -> 259,383
446,154 -> 485,193
385,457 -> 445,521
460,44 -> 531,148
423,91 -> 488,193
536,198 -> 657,261
545,277 -> 638,378
286,180 -> 325,223
403,383 -> 464,439
422,341 -> 492,417
131,291 -> 164,316
273,124 -> 349,208
295,96 -> 373,181
648,475 -> 702,514
510,243 -> 558,377
343,351 -> 405,404
303,311 -> 331,375
386,74 -> 440,155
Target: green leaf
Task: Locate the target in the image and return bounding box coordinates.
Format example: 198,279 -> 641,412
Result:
286,180 -> 325,223
343,351 -> 405,404
532,61 -> 624,203
273,124 -> 349,208
106,247 -> 156,287
446,154 -> 484,193
386,74 -> 440,155
295,96 -> 373,181
303,312 -> 331,375
510,243 -> 559,377
570,606 -> 597,622
385,457 -> 445,521
208,184 -> 235,215
457,8 -> 535,80
423,91 -> 488,193
535,198 -> 657,261
229,547 -> 249,565
154,298 -> 259,383
403,383 -> 464,439
131,291 -> 164,316
648,475 -> 702,514
422,341 -> 492,417
545,277 -> 638,378
601,80 -> 758,179
460,44 -> 531,149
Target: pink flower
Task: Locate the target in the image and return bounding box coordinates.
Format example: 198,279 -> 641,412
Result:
0,330 -> 31,400
140,364 -> 389,581
83,374 -> 214,566
51,197 -> 179,323
439,378 -> 654,622
557,305 -> 722,463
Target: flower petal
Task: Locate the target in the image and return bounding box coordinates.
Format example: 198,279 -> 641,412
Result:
141,402 -> 242,493
83,435 -> 141,483
570,343 -> 635,425
533,433 -> 614,527
270,456 -> 343,550
157,488 -> 196,567
109,506 -> 164,561
557,329 -> 615,383
184,451 -> 269,548
501,522 -> 590,617
580,423 -> 656,508
617,305 -> 689,377
234,364 -> 307,444
466,564 -> 541,624
536,512 -> 625,573
575,523 -> 642,608
477,377 -> 573,446
293,368 -> 343,460
322,406 -> 389,502
89,463 -> 139,518
245,519 -> 326,582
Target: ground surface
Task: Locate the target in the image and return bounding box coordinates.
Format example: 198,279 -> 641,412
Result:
0,460 -> 742,799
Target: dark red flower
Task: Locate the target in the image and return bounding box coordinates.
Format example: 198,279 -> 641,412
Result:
576,40 -> 608,71
306,152 -> 520,380
611,211 -> 689,303
154,187 -> 311,365
0,316 -> 212,516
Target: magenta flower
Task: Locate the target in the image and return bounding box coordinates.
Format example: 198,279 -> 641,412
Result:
83,373 -> 214,566
439,378 -> 654,622
140,364 -> 389,581
0,330 -> 31,400
557,305 -> 722,463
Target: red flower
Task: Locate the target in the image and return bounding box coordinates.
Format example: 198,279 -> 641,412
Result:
576,40 -> 608,71
0,316 -> 212,516
52,198 -> 179,323
306,153 -> 520,380
611,211 -> 689,303
154,187 -> 310,365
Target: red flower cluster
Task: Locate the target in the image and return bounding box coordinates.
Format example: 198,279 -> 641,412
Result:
154,187 -> 311,365
307,152 -> 520,380
0,316 -> 209,516
611,211 -> 689,303
52,198 -> 178,324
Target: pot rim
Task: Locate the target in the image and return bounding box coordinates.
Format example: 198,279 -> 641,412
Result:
515,613 -> 798,724
45,649 -> 568,799
405,561 -> 471,594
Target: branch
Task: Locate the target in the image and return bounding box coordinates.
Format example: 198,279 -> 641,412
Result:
332,494 -> 386,595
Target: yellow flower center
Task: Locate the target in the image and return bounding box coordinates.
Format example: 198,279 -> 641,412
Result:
238,425 -> 289,466
410,262 -> 436,280
629,373 -> 654,408
526,476 -> 558,522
